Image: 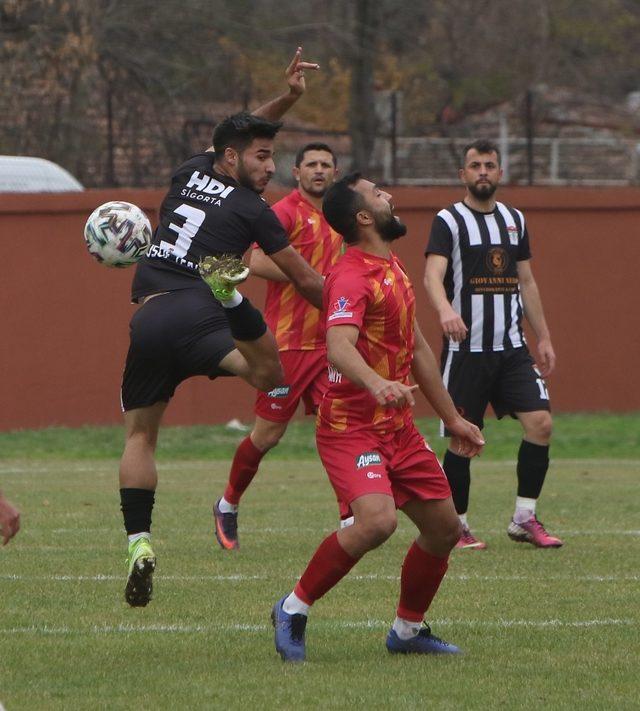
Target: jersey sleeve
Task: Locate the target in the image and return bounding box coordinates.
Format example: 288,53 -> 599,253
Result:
517,224 -> 532,260
324,268 -> 371,331
252,206 -> 290,255
425,215 -> 453,258
272,198 -> 294,236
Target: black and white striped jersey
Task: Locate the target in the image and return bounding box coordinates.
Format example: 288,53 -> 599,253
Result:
426,200 -> 531,353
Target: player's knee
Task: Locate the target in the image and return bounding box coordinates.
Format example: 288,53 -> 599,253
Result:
361,512 -> 397,548
524,412 -> 553,443
253,360 -> 284,392
253,427 -> 285,452
442,516 -> 463,551
423,515 -> 461,555
125,429 -> 158,452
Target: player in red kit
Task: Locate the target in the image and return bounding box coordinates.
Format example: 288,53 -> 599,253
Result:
213,144 -> 342,549
271,173 -> 485,662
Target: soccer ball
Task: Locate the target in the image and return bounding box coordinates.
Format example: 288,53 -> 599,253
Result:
84,201 -> 152,268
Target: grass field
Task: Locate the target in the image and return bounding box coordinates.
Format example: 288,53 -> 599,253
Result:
1,415 -> 639,710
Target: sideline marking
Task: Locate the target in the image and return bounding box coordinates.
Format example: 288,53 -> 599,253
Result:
0,618 -> 633,637
33,527 -> 640,537
1,573 -> 638,583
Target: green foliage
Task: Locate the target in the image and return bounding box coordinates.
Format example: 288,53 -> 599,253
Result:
3,0 -> 640,185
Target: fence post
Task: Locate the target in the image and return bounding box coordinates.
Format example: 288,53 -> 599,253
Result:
499,112 -> 510,183
550,139 -> 559,184
525,89 -> 535,185
390,91 -> 398,184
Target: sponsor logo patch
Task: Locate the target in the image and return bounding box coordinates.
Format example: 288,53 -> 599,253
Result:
179,170 -> 235,205
267,385 -> 290,398
366,471 -> 382,479
328,296 -> 353,322
355,451 -> 382,469
486,247 -> 509,275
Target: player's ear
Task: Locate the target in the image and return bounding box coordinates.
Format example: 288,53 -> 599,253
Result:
224,147 -> 238,166
292,166 -> 300,182
356,209 -> 372,226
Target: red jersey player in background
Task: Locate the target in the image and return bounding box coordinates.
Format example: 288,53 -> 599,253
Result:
213,143 -> 342,549
271,172 -> 485,662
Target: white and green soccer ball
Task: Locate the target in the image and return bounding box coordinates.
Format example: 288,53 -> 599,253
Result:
84,201 -> 152,268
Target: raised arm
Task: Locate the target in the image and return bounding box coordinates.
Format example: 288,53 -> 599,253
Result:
411,321 -> 484,457
517,259 -> 556,377
252,47 -> 320,121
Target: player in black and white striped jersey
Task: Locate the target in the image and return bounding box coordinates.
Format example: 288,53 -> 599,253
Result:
424,139 -> 562,550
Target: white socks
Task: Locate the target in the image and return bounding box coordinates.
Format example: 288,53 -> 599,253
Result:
218,497 -> 238,514
459,504 -> 537,527
283,591 -> 310,616
514,496 -> 537,524
392,616 -> 421,640
128,532 -> 150,544
220,291 -> 243,308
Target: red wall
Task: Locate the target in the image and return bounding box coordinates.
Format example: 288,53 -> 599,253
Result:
1,186 -> 639,430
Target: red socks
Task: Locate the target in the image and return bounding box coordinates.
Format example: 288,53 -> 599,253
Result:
397,542 -> 449,622
294,532 -> 360,605
291,534 -> 448,617
224,436 -> 264,505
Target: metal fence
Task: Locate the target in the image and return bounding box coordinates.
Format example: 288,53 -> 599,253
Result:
377,136 -> 640,186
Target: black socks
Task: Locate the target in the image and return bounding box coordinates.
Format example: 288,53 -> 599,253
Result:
224,297 -> 267,341
517,440 -> 550,499
443,450 -> 471,515
120,488 -> 155,535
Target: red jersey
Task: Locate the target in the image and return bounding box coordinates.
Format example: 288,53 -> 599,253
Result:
262,189 -> 343,351
317,247 -> 416,435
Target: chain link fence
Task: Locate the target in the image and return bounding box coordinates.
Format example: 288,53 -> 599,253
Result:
376,135 -> 640,186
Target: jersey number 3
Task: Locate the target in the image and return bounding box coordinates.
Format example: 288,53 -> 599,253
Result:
160,204 -> 206,259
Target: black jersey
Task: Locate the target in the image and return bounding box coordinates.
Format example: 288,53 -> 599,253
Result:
131,153 -> 289,302
426,200 -> 531,353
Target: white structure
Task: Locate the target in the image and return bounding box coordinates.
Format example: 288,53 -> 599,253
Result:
0,156 -> 83,192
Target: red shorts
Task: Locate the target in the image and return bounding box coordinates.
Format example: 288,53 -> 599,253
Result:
254,349 -> 329,423
316,422 -> 451,515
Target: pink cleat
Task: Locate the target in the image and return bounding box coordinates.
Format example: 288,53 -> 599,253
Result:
455,525 -> 487,550
507,516 -> 563,548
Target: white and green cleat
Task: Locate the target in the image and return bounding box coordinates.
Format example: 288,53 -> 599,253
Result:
199,254 -> 250,302
125,536 -> 156,607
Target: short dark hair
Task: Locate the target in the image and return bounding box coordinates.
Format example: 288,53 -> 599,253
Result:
322,172 -> 364,244
295,142 -> 337,167
462,139 -> 501,167
213,112 -> 283,158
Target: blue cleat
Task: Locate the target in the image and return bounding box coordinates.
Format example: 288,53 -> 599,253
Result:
271,595 -> 307,662
386,625 -> 462,655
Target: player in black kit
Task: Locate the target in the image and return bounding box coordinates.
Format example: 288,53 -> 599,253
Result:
120,49 -> 324,607
424,139 -> 562,552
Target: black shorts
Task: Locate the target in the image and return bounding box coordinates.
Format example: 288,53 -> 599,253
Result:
440,346 -> 551,433
121,288 -> 236,411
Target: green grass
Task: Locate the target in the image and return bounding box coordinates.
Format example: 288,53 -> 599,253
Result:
0,422 -> 639,709
0,412 -> 639,460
